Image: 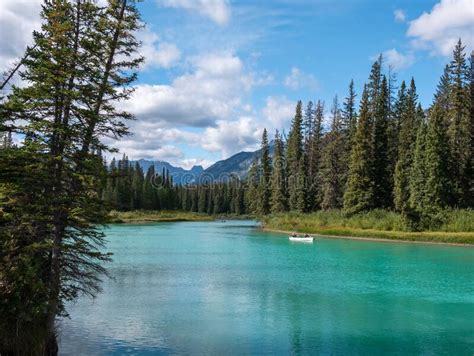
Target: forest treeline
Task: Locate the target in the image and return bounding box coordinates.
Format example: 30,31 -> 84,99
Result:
102,156 -> 247,214
105,40 -> 473,230
0,0 -> 143,353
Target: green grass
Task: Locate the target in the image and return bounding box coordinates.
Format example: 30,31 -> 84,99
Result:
262,209 -> 474,245
107,210 -> 214,224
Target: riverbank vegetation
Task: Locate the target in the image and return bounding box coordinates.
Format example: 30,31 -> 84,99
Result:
107,210 -> 214,223
262,210 -> 474,244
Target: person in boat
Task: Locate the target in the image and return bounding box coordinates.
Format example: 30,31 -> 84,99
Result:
291,232 -> 297,237
304,233 -> 310,238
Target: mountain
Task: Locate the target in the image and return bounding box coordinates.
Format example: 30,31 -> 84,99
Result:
201,143 -> 275,181
136,144 -> 273,184
134,159 -> 204,185
200,150 -> 260,182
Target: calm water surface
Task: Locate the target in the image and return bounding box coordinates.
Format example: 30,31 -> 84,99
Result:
59,220 -> 474,355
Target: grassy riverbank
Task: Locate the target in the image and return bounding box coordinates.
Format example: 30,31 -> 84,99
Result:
107,210 -> 215,223
262,210 -> 474,245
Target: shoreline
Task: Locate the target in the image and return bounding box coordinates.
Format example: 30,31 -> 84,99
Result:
261,227 -> 474,247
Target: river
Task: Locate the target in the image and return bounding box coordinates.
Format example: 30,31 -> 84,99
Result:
59,220 -> 474,354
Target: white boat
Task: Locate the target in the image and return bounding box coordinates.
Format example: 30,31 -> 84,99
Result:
289,236 -> 314,243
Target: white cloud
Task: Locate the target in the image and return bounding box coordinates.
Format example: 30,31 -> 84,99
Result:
394,9 -> 406,22
120,53 -> 256,127
139,28 -> 181,69
262,96 -> 295,130
202,116 -> 262,157
407,0 -> 474,56
0,0 -> 41,78
381,48 -> 415,70
199,95 -> 296,158
113,52 -> 277,161
115,94 -> 297,163
157,0 -> 231,25
284,67 -> 319,91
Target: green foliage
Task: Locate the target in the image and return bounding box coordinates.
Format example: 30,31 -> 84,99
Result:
258,128 -> 272,215
422,104 -> 451,214
107,210 -> 214,223
287,101 -> 304,211
372,76 -> 392,208
0,0 -> 141,351
343,86 -> 374,214
306,100 -> 324,210
393,78 -> 420,213
320,96 -> 344,209
409,120 -> 428,215
270,130 -> 287,213
263,209 -> 474,244
446,39 -> 471,207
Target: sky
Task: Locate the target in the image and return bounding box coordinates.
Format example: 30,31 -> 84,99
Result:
1,0 -> 473,169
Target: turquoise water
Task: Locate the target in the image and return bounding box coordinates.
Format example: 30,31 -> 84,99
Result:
59,220 -> 474,355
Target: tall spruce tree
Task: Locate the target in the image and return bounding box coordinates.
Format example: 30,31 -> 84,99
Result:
372,75 -> 392,208
321,96 -> 344,209
307,100 -> 324,210
342,79 -> 357,139
259,128 -> 272,215
447,39 -> 471,207
422,104 -> 451,215
304,101 -> 314,142
270,130 -> 287,213
367,55 -> 383,110
246,159 -> 260,214
393,78 -> 419,213
409,120 -> 428,215
287,101 -> 304,210
343,86 -> 375,214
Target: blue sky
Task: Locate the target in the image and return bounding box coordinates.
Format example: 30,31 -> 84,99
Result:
1,0 -> 473,168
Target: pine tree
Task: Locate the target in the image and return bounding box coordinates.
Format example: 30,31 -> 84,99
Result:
409,120 -> 428,214
344,86 -> 375,214
447,39 -> 471,207
287,101 -> 304,210
367,54 -> 383,110
342,79 -> 357,139
434,65 -> 452,112
198,186 -> 207,213
131,162 -> 144,209
258,128 -> 272,215
394,78 -> 419,212
422,104 -> 451,215
372,75 -> 392,208
306,100 -> 324,210
270,130 -> 287,213
386,78 -> 403,197
246,160 -> 260,214
304,101 -> 314,142
294,155 -> 307,212
340,81 -> 357,208
321,96 -> 344,209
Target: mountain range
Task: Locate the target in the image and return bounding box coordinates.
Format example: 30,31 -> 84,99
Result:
134,145 -> 271,184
